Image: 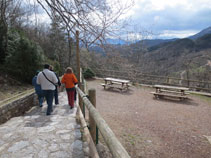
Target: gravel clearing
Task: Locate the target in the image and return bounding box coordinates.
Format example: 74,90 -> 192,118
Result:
87,79 -> 211,158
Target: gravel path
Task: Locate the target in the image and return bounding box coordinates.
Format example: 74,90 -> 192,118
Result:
87,79 -> 211,158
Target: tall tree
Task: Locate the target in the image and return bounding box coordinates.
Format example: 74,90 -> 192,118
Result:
0,0 -> 33,64
0,0 -> 9,63
37,0 -> 133,48
48,14 -> 66,59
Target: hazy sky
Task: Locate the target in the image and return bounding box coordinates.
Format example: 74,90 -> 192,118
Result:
125,0 -> 211,39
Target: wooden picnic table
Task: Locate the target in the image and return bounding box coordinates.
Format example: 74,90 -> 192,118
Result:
101,77 -> 130,91
151,84 -> 189,100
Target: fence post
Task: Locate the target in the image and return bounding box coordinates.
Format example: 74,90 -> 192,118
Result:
79,84 -> 84,112
89,89 -> 97,144
166,76 -> 169,84
76,30 -> 80,84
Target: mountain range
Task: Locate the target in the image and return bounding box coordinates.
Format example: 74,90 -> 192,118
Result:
100,26 -> 211,82
127,26 -> 211,82
106,26 -> 211,47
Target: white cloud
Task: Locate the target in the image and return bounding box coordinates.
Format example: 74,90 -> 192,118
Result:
23,0 -> 211,39
122,0 -> 211,38
28,13 -> 51,25
132,0 -> 211,13
157,30 -> 198,39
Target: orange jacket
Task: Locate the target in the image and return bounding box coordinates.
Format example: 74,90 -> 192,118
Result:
61,73 -> 78,88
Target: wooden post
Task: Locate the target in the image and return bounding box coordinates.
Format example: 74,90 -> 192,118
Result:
89,89 -> 97,144
80,83 -> 85,116
166,76 -> 169,84
76,87 -> 131,158
76,30 -> 80,84
76,30 -> 82,108
77,106 -> 100,158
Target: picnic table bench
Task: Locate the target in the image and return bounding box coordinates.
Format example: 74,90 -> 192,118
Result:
101,77 -> 130,91
151,85 -> 189,100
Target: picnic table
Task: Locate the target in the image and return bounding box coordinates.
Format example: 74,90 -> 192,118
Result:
101,77 -> 130,91
151,85 -> 189,100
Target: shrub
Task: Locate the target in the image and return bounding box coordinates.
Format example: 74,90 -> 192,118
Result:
5,29 -> 44,83
83,68 -> 95,79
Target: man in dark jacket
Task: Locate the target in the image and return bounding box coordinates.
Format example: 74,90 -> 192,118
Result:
32,71 -> 44,107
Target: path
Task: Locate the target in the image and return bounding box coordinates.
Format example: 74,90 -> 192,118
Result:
0,91 -> 86,158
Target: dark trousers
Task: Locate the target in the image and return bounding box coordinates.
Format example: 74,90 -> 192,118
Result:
43,90 -> 54,115
74,89 -> 77,101
66,90 -> 75,108
54,86 -> 59,104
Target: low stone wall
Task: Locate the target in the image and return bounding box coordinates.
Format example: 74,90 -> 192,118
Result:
0,92 -> 38,125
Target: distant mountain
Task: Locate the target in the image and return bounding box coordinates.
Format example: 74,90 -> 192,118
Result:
107,26 -> 211,48
105,38 -> 130,45
195,33 -> 211,50
135,26 -> 211,51
134,38 -> 178,48
189,26 -> 211,40
132,33 -> 211,76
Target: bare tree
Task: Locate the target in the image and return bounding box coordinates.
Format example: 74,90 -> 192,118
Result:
36,0 -> 133,48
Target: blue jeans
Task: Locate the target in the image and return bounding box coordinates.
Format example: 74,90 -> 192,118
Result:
43,90 -> 54,115
37,94 -> 44,106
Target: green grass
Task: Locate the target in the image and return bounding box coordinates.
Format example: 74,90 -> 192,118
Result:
192,94 -> 211,104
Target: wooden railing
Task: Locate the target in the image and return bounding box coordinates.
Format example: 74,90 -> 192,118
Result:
76,85 -> 131,158
93,68 -> 211,92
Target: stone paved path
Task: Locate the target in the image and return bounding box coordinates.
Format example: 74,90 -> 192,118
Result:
0,91 -> 85,158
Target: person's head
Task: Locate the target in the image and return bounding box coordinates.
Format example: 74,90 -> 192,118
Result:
36,71 -> 40,76
66,67 -> 73,73
44,64 -> 50,69
49,65 -> 54,71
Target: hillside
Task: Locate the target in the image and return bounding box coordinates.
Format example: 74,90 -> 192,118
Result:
0,72 -> 32,101
134,38 -> 178,48
135,26 -> 211,48
133,34 -> 211,79
93,32 -> 211,83
189,26 -> 211,40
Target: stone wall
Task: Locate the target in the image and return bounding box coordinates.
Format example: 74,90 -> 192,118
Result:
0,92 -> 38,125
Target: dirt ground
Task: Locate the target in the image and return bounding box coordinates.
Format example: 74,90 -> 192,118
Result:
87,79 -> 211,158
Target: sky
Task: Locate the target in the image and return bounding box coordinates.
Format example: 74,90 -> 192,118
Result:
123,0 -> 211,39
32,0 -> 211,40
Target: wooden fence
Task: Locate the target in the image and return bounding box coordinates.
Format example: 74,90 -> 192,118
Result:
93,68 -> 211,92
76,85 -> 131,158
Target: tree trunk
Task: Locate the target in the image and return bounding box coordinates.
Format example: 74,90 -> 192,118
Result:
67,30 -> 72,66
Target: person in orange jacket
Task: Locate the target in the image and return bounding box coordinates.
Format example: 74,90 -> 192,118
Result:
61,67 -> 78,109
